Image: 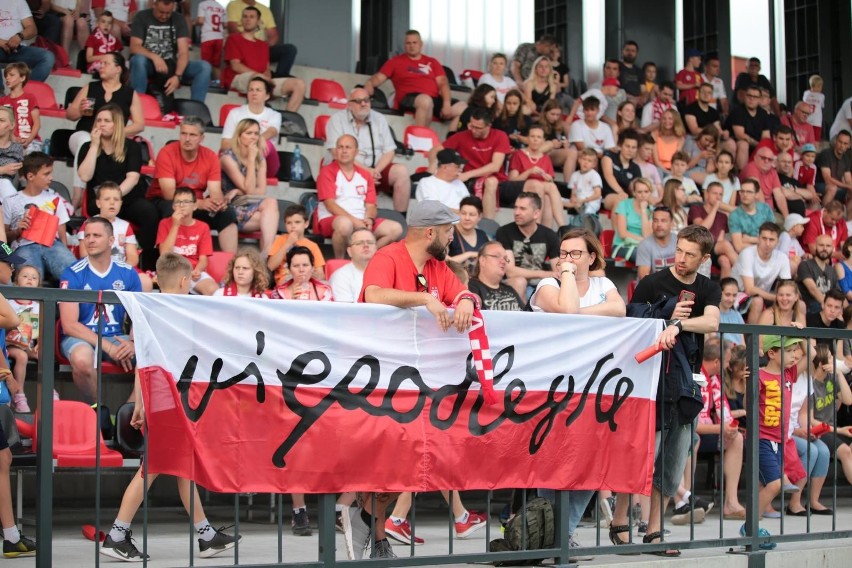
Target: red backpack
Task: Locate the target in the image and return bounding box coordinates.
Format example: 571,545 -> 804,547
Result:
33,36 -> 70,70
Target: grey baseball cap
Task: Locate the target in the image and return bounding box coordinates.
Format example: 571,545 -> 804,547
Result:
408,200 -> 460,227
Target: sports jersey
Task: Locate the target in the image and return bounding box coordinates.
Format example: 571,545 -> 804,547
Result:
0,93 -> 38,141
316,162 -> 376,222
80,217 -> 137,264
60,258 -> 142,337
358,241 -> 464,304
155,218 -> 213,268
147,144 -> 221,200
84,28 -> 123,61
793,160 -> 817,187
758,366 -> 797,442
197,0 -> 226,42
675,68 -> 702,105
378,53 -> 446,105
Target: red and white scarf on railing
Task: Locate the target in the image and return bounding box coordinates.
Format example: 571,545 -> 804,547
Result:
454,292 -> 498,405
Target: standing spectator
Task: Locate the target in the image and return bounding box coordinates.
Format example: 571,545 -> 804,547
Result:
329,228 -> 376,303
130,0 -> 211,103
618,40 -> 642,104
729,84 -> 771,170
0,1 -> 54,83
324,87 -> 411,214
675,48 -> 703,107
52,0 -> 89,60
226,0 -> 297,78
740,146 -> 790,216
364,30 -> 465,127
478,53 -> 519,104
468,242 -> 523,311
729,178 -> 775,252
798,234 -> 840,314
221,77 -> 281,179
829,95 -> 852,141
195,0 -> 226,84
511,35 -> 555,85
222,5 -> 305,111
731,222 -> 791,323
802,201 -> 848,260
815,131 -> 852,205
0,63 -> 41,155
85,11 -> 124,75
636,205 -> 676,280
733,57 -> 779,113
803,75 -> 825,140
702,54 -> 730,117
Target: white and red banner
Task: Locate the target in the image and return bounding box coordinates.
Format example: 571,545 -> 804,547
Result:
117,294 -> 662,495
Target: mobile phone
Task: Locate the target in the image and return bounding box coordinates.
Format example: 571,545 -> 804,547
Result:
679,290 -> 696,303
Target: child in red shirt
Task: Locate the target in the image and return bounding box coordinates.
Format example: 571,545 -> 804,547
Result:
156,188 -> 217,295
85,11 -> 124,75
0,63 -> 41,155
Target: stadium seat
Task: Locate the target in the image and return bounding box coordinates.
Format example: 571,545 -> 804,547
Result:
314,115 -> 330,141
23,81 -> 66,118
276,199 -> 296,233
172,99 -> 221,133
206,251 -> 234,284
114,403 -> 144,457
600,229 -> 614,258
377,208 -> 407,238
138,93 -> 176,129
277,150 -> 316,188
48,129 -> 75,164
460,69 -> 483,86
280,110 -> 322,145
477,218 -> 500,239
218,103 -> 240,128
64,86 -> 81,109
34,401 -> 123,467
443,65 -> 471,93
310,78 -> 347,108
370,89 -> 402,116
403,125 -> 440,156
324,259 -> 350,280
54,321 -> 128,375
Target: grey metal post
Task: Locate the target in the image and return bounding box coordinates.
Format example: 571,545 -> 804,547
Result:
34,300 -> 56,568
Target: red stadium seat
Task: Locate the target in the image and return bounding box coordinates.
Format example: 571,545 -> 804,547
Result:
138,93 -> 176,129
627,279 -> 637,302
314,115 -> 330,141
206,251 -> 234,284
460,69 -> 483,85
34,401 -> 123,467
23,81 -> 66,118
324,259 -> 350,280
403,125 -> 440,156
219,103 -> 240,128
310,78 -> 347,108
600,229 -> 614,258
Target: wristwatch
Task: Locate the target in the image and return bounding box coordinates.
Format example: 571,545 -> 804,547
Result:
668,319 -> 683,332
16,32 -> 24,41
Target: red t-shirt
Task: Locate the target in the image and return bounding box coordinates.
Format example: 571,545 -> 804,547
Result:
675,69 -> 702,105
155,218 -> 213,268
84,29 -> 123,58
801,208 -> 849,251
509,151 -> 555,181
794,161 -> 817,187
358,241 -> 465,305
379,54 -> 445,106
781,114 -> 816,147
740,161 -> 782,210
147,144 -> 221,200
222,33 -> 269,88
0,93 -> 38,141
758,366 -> 797,442
443,129 -> 512,182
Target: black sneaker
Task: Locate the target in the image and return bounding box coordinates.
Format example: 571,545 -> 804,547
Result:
100,531 -> 148,562
292,508 -> 312,536
198,527 -> 240,558
671,502 -> 705,525
369,538 -> 397,559
694,496 -> 714,515
3,535 -> 35,558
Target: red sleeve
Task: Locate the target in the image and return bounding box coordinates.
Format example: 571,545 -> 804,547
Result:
198,225 -> 214,257
156,145 -> 176,181
378,57 -> 397,79
508,151 -> 524,173
358,250 -> 397,302
801,214 -> 818,247
155,218 -> 171,246
203,149 -> 221,182
540,154 -> 556,177
84,34 -> 99,49
442,132 -> 462,151
493,130 -> 512,154
316,164 -> 338,201
126,224 -> 135,238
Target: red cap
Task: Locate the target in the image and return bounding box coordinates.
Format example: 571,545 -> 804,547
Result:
602,78 -> 620,87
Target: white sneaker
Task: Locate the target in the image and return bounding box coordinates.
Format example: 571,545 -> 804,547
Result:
341,506 -> 370,560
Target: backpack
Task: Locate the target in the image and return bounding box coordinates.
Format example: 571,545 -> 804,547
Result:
33,36 -> 70,70
299,192 -> 319,230
561,214 -> 602,238
489,497 -> 554,566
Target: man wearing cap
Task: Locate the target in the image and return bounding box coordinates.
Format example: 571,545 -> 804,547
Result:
675,49 -> 704,107
316,134 -> 404,258
0,242 -> 24,286
798,234 -> 840,314
324,87 -> 412,214
802,201 -> 848,260
415,149 -> 471,211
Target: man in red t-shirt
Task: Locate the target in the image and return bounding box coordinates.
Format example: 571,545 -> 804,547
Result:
146,117 -> 238,252
801,201 -> 848,260
222,5 -> 305,112
364,30 -> 466,127
675,48 -> 703,106
740,146 -> 790,217
317,134 -> 403,258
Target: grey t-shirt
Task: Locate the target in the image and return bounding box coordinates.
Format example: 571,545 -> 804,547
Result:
131,9 -> 190,61
813,374 -> 841,425
635,234 -> 676,274
797,258 -> 839,305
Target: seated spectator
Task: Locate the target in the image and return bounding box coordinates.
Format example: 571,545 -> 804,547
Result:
130,0 -> 211,104
595,72 -> 628,128
3,153 -> 76,280
807,344 -> 852,487
652,109 -> 686,173
688,181 -> 738,278
703,150 -> 740,213
317,135 -> 403,259
522,56 -> 558,118
732,222 -> 791,323
478,53 -> 519,104
781,102 -> 817,150
611,101 -> 639,142
634,133 -> 663,200
220,118 -> 279,254
537,100 -> 571,183
793,143 -> 818,199
0,63 -> 41,155
226,0 -> 298,79
778,213 -> 809,277
618,40 -> 642,105
329,228 -> 377,303
729,84 -> 771,170
702,55 -> 731,117
5,263 -> 39,413
566,85 -> 608,123
364,29 -> 465,127
759,87 -> 781,133
0,1 -> 54,83
222,5 -> 305,112
85,10 -> 124,76
268,246 -> 333,301
454,84 -> 498,133
495,192 -> 559,299
566,96 -> 616,181
756,279 -> 806,329
549,43 -> 571,112
324,87 -> 411,214
612,177 -> 653,262
511,34 -> 555,85
729,178 -> 775,252
416,149 -> 472,211
0,106 -> 23,209
802,201 -> 848,260
468,241 -> 523,311
53,0 -> 89,62
803,75 -> 825,140
221,77 -> 281,180
807,289 -> 847,356
59,216 -> 141,402
663,152 -> 700,203
683,125 -> 719,186
212,248 -> 268,297
507,124 -> 565,228
92,0 -> 135,40
600,128 -> 641,211
798,234 -> 840,314
78,182 -> 153,292
683,83 -> 730,145
776,150 -> 817,214
660,178 -> 688,231
753,125 -> 795,161
267,204 -> 325,285
640,81 -> 676,133
718,277 -> 745,345
836,237 -> 852,302
156,187 -> 218,296
447,196 -> 488,277
815,131 -> 852,205
565,148 -> 602,216
492,89 -> 531,149
147,117 -> 238,253
636,205 -> 676,280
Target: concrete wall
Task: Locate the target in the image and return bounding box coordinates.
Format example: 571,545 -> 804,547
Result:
282,0 -> 358,72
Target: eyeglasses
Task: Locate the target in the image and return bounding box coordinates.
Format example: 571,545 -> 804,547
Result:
559,249 -> 587,260
416,273 -> 428,291
350,239 -> 376,247
757,155 -> 775,162
481,253 -> 508,262
349,98 -> 371,105
173,200 -> 195,206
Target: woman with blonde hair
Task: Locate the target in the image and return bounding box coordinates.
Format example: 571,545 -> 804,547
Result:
220,118 -> 280,254
523,56 -> 558,118
757,279 -> 806,328
213,248 -> 269,297
652,108 -> 686,172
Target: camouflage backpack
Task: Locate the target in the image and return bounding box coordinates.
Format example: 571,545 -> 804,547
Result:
489,497 -> 554,566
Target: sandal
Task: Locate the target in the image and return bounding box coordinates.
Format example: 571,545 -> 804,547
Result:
608,524 -> 639,555
642,531 -> 681,557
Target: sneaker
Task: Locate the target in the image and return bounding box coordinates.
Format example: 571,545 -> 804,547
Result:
455,511 -> 488,538
694,496 -> 714,515
335,511 -> 344,533
569,535 -> 594,561
198,527 -> 240,558
671,502 -> 706,525
342,506 -> 371,560
599,495 -> 614,525
369,538 -> 397,559
3,535 -> 35,559
739,522 -> 777,550
100,531 -> 147,562
12,393 -> 30,413
385,518 -> 424,545
292,509 -> 312,536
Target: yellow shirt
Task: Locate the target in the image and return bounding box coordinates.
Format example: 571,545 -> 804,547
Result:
268,236 -> 326,285
226,0 -> 276,41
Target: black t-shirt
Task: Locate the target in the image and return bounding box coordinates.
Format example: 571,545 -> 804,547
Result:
553,62 -> 570,92
601,149 -> 641,198
806,311 -> 845,354
778,172 -> 807,216
734,73 -> 775,99
728,106 -> 772,142
619,62 -> 642,97
495,223 -> 560,272
77,139 -> 143,216
493,115 -> 532,149
684,101 -> 720,130
815,148 -> 852,184
469,279 -> 524,311
75,82 -> 136,133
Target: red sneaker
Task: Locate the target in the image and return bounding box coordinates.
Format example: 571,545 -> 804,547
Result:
384,518 -> 424,545
455,511 -> 488,538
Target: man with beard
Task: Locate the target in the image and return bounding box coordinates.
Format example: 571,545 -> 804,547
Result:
468,241 -> 524,311
802,200 -> 848,260
325,87 -> 412,214
637,205 -> 676,280
619,40 -> 642,104
798,234 -> 840,314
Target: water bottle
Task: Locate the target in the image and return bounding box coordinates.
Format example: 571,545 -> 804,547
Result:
291,145 -> 304,181
42,137 -> 51,157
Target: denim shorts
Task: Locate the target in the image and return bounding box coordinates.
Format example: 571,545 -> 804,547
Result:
60,334 -> 131,364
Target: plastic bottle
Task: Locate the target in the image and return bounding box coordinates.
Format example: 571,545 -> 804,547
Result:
42,137 -> 51,157
291,145 -> 304,181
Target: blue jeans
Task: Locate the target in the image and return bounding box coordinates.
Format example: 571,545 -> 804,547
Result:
795,435 -> 830,478
270,43 -> 298,77
536,489 -> 594,536
129,55 -> 212,102
14,240 -> 76,281
0,46 -> 55,82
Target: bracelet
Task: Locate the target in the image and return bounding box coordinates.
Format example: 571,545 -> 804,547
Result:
456,291 -> 482,310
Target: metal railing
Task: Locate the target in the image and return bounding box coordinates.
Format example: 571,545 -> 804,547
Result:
6,285 -> 852,567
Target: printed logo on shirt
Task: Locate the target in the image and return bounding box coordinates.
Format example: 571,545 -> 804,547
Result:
112,279 -> 126,291
408,62 -> 433,75
356,184 -> 367,196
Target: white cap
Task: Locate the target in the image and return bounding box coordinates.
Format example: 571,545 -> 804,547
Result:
784,213 -> 810,232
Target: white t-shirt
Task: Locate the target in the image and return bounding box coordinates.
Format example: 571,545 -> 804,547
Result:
0,0 -> 30,41
803,90 -> 825,128
329,262 -> 365,303
573,89 -> 607,121
703,173 -> 740,205
529,276 -> 616,312
478,74 -> 519,103
222,105 -> 282,140
104,0 -> 134,22
789,373 -> 813,439
198,0 -> 226,43
415,175 -> 470,210
568,120 -> 614,152
567,169 -> 602,214
702,74 -> 728,109
664,175 -> 700,199
776,232 -> 805,259
731,244 -> 791,291
829,97 -> 852,141
3,189 -> 71,249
